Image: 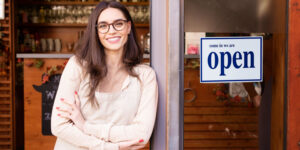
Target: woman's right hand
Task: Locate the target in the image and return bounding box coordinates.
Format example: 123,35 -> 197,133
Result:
118,139 -> 145,150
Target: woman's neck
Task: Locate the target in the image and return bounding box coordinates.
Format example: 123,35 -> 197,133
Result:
105,48 -> 124,71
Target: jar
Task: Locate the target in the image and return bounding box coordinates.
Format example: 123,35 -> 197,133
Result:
144,33 -> 150,54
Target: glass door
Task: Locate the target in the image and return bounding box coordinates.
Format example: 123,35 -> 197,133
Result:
183,0 -> 286,149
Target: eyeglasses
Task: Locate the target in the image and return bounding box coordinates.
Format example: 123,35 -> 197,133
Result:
96,19 -> 128,34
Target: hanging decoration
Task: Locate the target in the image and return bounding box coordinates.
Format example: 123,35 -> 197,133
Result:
213,82 -> 262,107
184,59 -> 200,69
25,58 -> 44,69
41,60 -> 68,83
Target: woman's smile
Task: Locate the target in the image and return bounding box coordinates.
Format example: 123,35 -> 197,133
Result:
106,36 -> 121,44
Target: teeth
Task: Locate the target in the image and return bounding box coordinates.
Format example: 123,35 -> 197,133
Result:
107,37 -> 120,42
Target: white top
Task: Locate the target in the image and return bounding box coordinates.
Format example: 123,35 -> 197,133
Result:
51,56 -> 158,150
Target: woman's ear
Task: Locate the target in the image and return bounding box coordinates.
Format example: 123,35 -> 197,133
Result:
127,21 -> 131,35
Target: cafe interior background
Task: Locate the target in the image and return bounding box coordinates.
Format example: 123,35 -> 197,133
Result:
0,0 -> 299,149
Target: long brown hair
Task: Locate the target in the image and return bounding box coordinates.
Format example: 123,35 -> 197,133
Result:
75,1 -> 143,107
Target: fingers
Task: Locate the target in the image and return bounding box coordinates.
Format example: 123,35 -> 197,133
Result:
56,106 -> 72,114
60,98 -> 76,110
128,140 -> 145,150
60,98 -> 73,107
74,91 -> 81,107
57,112 -> 71,120
129,145 -> 145,150
118,139 -> 145,150
128,139 -> 142,146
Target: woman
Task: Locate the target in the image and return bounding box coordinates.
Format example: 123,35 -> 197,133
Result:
51,1 -> 158,150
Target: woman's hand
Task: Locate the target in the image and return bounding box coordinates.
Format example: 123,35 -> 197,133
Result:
56,91 -> 86,130
118,139 -> 145,150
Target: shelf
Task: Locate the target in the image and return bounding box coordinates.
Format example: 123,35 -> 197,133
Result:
18,23 -> 149,28
0,87 -> 10,91
16,53 -> 150,59
18,23 -> 87,28
16,53 -> 196,59
0,81 -> 10,84
185,54 -> 199,59
16,53 -> 74,59
17,1 -> 149,6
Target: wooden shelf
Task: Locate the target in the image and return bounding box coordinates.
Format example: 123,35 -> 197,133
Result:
0,94 -> 11,98
0,122 -> 11,125
0,81 -> 10,84
18,23 -> 149,28
0,114 -> 11,118
0,107 -> 11,111
0,101 -> 11,104
16,53 -> 150,59
0,127 -> 11,131
0,141 -> 11,146
0,87 -> 10,91
18,23 -> 87,28
17,1 -> 149,6
185,54 -> 199,59
134,23 -> 149,28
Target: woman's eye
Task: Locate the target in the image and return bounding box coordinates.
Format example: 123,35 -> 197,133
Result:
99,24 -> 108,29
115,22 -> 124,27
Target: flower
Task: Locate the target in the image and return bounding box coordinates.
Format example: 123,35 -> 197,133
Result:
42,74 -> 49,83
233,95 -> 241,102
213,83 -> 250,106
63,60 -> 68,66
216,90 -> 224,96
42,61 -> 67,83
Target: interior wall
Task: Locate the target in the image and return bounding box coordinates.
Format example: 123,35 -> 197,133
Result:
184,0 -> 273,33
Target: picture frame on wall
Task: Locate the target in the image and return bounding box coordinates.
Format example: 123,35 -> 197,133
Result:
185,32 -> 205,55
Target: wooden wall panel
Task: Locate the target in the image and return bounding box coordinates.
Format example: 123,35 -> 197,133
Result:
23,59 -> 65,150
0,0 -> 13,149
270,0 -> 287,149
287,0 -> 300,149
184,68 -> 259,149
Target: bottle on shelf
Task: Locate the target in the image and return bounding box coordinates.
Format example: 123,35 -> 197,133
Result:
23,33 -> 32,53
39,6 -> 46,23
20,9 -> 28,23
35,32 -> 41,52
30,34 -> 36,52
31,8 -> 39,23
144,32 -> 150,54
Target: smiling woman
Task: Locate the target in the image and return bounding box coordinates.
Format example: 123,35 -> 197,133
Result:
97,8 -> 131,51
50,1 -> 158,150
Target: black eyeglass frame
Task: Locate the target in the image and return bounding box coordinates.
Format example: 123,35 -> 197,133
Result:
95,19 -> 129,34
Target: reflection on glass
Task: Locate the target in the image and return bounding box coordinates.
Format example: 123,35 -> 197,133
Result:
183,32 -> 269,149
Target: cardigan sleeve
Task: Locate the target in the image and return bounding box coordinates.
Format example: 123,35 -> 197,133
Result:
51,56 -> 119,150
83,66 -> 158,146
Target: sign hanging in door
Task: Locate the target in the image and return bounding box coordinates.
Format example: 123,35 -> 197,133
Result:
200,37 -> 263,83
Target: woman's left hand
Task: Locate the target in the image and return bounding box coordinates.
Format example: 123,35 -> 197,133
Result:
56,91 -> 86,130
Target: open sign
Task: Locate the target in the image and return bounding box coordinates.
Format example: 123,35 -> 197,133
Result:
200,37 -> 263,83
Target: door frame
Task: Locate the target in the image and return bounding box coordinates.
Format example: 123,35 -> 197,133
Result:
150,0 -> 184,149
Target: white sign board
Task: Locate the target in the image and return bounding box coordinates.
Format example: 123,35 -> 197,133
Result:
200,37 -> 263,83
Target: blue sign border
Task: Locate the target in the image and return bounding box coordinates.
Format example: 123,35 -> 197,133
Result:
200,36 -> 263,83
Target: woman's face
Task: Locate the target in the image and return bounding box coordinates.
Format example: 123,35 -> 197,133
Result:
97,8 -> 131,52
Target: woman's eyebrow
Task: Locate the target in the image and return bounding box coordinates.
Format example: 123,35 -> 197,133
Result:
98,19 -> 125,24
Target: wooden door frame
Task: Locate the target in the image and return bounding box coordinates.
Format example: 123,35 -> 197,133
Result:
150,0 -> 292,149
287,0 -> 300,149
